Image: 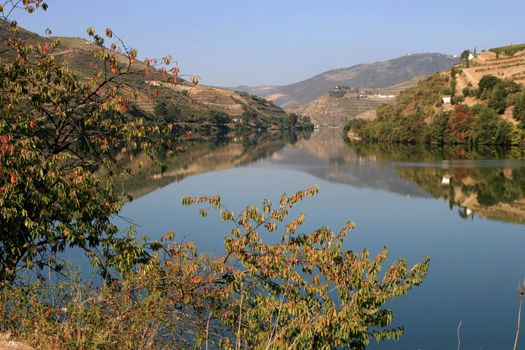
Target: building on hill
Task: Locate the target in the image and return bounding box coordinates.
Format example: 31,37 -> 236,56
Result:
145,80 -> 162,87
329,85 -> 353,97
442,95 -> 452,104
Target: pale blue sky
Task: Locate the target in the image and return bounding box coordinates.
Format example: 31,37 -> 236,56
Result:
12,0 -> 525,87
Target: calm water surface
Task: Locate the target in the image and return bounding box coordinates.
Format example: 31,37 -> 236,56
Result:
117,128 -> 525,350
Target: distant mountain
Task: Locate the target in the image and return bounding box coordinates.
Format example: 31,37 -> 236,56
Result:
235,53 -> 460,108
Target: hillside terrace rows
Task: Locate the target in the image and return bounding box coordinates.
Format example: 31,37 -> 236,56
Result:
456,49 -> 525,90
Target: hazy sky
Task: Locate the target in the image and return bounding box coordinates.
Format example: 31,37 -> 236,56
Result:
12,0 -> 525,87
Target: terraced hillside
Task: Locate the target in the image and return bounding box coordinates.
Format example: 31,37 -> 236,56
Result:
345,44 -> 525,147
0,21 -> 297,129
291,76 -> 422,126
292,95 -> 386,126
456,47 -> 525,91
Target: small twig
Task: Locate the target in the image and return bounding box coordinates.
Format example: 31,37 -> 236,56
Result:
513,291 -> 524,350
265,280 -> 290,349
457,320 -> 462,350
205,310 -> 213,350
236,283 -> 244,350
287,316 -> 314,350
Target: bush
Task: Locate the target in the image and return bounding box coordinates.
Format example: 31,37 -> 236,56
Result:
513,92 -> 525,127
0,189 -> 430,350
472,105 -> 515,145
453,95 -> 465,104
478,75 -> 501,95
441,87 -> 452,95
155,101 -> 182,122
154,101 -> 169,117
209,109 -> 231,126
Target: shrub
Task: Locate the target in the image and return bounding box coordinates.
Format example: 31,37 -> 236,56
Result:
0,188 -> 430,350
472,105 -> 515,145
513,92 -> 525,127
478,75 -> 502,95
453,95 -> 465,104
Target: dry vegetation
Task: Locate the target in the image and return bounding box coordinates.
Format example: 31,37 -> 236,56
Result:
456,49 -> 525,91
291,77 -> 422,126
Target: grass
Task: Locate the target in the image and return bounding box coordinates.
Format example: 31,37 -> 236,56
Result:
490,44 -> 525,57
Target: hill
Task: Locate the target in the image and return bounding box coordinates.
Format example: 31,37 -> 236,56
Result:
456,48 -> 525,92
290,76 -> 422,126
0,21 -> 309,132
235,53 -> 459,108
345,45 -> 525,147
397,166 -> 525,225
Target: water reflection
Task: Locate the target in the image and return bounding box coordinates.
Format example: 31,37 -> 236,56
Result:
118,130 -> 310,199
259,128 -> 429,197
347,141 -> 525,162
265,128 -> 525,225
397,166 -> 525,224
119,127 -> 525,349
123,127 -> 525,225
343,137 -> 525,224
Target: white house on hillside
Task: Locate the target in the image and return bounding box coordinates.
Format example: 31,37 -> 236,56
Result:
441,175 -> 451,186
442,95 -> 452,104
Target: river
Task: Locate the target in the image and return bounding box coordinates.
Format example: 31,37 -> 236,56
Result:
115,127 -> 525,349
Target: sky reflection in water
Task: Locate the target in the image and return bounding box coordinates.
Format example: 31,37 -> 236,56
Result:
119,128 -> 525,349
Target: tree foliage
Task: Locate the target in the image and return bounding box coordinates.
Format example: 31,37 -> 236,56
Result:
1,188 -> 430,349
0,4 -> 432,348
345,73 -> 525,146
0,2 -> 182,280
514,92 -> 525,127
478,75 -> 501,96
460,50 -> 471,68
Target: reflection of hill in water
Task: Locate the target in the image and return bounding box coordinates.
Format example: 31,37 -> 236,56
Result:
261,128 -> 525,224
120,132 -> 301,199
260,128 -> 429,197
123,127 -> 525,224
397,167 -> 525,224
340,138 -> 525,224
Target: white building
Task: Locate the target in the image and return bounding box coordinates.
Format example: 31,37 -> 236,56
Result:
145,80 -> 161,87
442,95 -> 452,104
